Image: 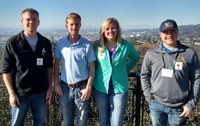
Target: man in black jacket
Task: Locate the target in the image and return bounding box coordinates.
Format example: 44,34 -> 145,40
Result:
1,8 -> 53,126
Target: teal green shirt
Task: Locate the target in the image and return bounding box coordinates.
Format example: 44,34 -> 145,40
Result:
93,39 -> 140,93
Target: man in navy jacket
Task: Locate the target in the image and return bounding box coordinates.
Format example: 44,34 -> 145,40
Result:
1,8 -> 53,126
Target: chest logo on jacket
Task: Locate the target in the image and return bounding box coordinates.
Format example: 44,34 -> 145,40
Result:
98,47 -> 106,59
41,48 -> 46,56
175,56 -> 184,70
177,56 -> 185,61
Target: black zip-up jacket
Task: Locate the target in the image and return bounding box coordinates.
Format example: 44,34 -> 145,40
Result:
1,31 -> 53,96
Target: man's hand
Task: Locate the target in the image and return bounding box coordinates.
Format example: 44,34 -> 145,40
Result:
180,105 -> 193,118
80,86 -> 91,101
54,83 -> 63,96
46,88 -> 52,104
9,93 -> 20,108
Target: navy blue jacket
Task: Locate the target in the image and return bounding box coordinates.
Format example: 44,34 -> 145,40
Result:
1,31 -> 53,96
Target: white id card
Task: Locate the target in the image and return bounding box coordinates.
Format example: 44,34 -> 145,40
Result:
37,58 -> 43,66
161,68 -> 173,78
98,52 -> 106,59
175,62 -> 183,70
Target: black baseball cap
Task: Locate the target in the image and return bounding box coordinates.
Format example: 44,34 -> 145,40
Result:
159,19 -> 178,32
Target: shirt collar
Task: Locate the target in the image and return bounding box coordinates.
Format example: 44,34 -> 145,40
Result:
162,43 -> 177,54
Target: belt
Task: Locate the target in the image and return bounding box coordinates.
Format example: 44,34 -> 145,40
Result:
61,79 -> 87,88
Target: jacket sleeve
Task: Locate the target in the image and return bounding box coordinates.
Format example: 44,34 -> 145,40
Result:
1,40 -> 14,73
186,51 -> 200,110
140,51 -> 152,102
126,42 -> 140,73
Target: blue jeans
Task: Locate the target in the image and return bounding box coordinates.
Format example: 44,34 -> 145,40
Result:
59,82 -> 89,126
11,91 -> 46,126
93,88 -> 128,126
149,101 -> 187,126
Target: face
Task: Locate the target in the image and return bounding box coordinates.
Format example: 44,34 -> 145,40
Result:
21,12 -> 40,33
66,18 -> 81,36
160,29 -> 178,47
104,22 -> 118,42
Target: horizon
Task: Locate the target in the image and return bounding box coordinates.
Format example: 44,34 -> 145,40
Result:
1,24 -> 200,32
1,0 -> 200,29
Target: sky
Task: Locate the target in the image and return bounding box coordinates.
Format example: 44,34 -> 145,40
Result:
0,0 -> 200,30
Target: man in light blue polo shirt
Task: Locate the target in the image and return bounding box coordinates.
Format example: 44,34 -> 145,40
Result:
54,12 -> 96,126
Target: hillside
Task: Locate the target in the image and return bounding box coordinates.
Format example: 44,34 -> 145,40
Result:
127,24 -> 200,44
179,24 -> 200,39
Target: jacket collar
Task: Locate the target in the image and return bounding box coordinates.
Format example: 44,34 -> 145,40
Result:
16,31 -> 41,42
155,40 -> 185,54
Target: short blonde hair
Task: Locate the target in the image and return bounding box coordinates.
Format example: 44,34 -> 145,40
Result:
99,17 -> 122,48
65,12 -> 81,23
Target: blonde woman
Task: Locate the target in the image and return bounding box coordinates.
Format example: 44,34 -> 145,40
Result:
93,18 -> 140,126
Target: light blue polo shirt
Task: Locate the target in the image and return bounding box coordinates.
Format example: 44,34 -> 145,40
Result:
54,35 -> 96,84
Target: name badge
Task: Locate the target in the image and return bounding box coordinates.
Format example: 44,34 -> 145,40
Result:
175,62 -> 183,70
37,58 -> 43,66
98,52 -> 105,59
161,68 -> 173,78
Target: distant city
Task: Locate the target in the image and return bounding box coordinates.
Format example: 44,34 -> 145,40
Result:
1,24 -> 200,48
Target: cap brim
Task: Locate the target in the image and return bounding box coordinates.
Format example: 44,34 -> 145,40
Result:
160,28 -> 178,32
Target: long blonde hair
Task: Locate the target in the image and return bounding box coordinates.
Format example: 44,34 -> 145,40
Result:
99,17 -> 122,48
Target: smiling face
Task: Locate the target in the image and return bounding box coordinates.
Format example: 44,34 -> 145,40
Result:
104,21 -> 118,42
21,12 -> 40,36
160,29 -> 178,49
65,18 -> 81,37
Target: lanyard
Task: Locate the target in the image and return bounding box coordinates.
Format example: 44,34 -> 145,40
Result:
161,52 -> 179,69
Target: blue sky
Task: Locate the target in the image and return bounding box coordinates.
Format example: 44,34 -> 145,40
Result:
1,0 -> 200,29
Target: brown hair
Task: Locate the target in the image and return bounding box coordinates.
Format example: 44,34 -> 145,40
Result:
21,8 -> 39,17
